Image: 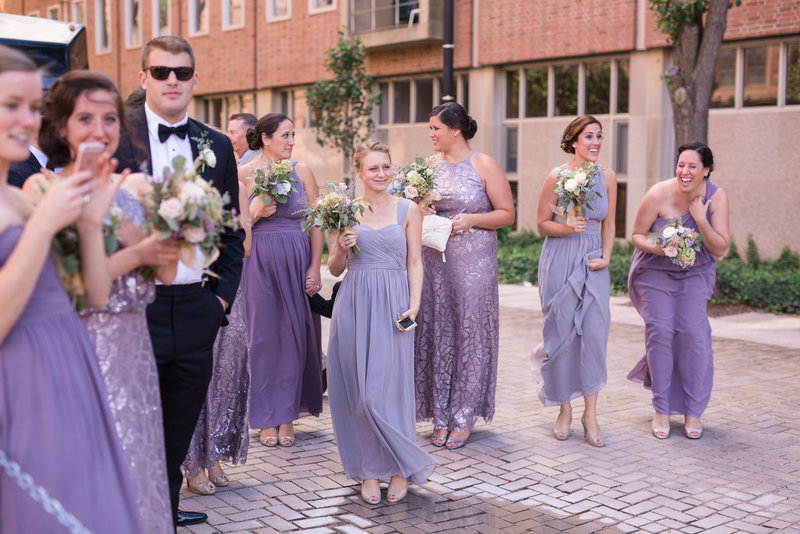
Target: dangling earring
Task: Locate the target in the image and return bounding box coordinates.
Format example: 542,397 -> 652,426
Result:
453,132 -> 458,136
572,144 -> 576,148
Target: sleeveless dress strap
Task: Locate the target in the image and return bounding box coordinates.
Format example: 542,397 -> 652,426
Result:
705,180 -> 719,201
397,197 -> 411,226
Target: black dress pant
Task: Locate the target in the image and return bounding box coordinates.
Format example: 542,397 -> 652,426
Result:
146,283 -> 225,526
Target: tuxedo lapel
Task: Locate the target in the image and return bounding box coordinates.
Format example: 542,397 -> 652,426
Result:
188,120 -> 201,162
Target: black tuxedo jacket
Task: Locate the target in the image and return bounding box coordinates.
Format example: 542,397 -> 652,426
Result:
9,151 -> 43,188
114,106 -> 245,308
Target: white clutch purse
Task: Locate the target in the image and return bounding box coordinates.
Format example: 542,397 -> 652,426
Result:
421,214 -> 452,260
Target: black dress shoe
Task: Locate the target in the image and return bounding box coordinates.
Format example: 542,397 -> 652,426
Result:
176,509 -> 208,527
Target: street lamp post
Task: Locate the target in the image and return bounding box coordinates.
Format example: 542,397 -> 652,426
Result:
442,0 -> 454,102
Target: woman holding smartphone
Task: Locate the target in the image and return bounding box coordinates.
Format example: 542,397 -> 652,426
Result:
327,140 -> 436,505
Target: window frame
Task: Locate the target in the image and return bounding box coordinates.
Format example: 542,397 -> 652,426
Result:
71,0 -> 86,24
125,0 -> 143,49
223,0 -> 246,29
153,0 -> 171,37
95,0 -> 112,54
47,5 -> 60,19
188,0 -> 209,36
266,0 -> 291,22
309,0 -> 336,15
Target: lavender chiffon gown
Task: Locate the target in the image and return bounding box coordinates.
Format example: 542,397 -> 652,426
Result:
183,286 -> 249,476
80,188 -> 173,533
626,181 -> 719,417
531,165 -> 610,406
244,163 -> 322,429
0,226 -> 143,533
328,198 -> 436,484
414,153 -> 500,432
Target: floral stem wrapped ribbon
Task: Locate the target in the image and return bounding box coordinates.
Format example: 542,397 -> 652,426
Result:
553,161 -> 601,219
653,217 -> 704,268
300,182 -> 370,254
249,159 -> 297,207
143,155 -> 239,275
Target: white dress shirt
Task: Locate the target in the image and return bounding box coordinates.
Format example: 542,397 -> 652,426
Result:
144,103 -> 204,285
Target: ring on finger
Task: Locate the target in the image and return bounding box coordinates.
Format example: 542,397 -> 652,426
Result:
82,194 -> 91,205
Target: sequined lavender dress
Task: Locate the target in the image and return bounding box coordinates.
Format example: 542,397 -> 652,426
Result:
415,153 -> 500,431
328,198 -> 436,483
183,286 -> 249,476
80,189 -> 172,534
244,162 -> 322,429
531,165 -> 610,406
0,226 -> 144,534
626,182 -> 719,417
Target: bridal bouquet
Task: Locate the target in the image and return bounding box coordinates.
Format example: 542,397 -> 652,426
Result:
249,159 -> 297,205
143,155 -> 238,272
386,157 -> 441,206
654,217 -> 704,268
300,182 -> 370,254
553,162 -> 601,218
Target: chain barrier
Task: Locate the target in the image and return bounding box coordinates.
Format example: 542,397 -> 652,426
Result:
0,449 -> 93,534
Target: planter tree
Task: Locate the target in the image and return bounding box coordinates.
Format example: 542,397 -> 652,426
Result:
651,0 -> 740,145
306,30 -> 380,181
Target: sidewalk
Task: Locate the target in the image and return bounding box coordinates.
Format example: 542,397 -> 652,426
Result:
182,281 -> 800,533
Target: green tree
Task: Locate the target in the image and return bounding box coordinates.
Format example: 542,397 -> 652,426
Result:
306,30 -> 380,179
650,0 -> 740,145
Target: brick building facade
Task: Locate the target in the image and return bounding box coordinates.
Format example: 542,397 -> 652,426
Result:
2,0 -> 799,257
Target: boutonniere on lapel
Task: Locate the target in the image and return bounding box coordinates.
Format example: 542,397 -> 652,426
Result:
192,131 -> 216,173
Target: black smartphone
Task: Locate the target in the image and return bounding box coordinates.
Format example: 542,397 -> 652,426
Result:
397,316 -> 417,332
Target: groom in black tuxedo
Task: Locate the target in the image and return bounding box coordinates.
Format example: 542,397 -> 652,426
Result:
114,36 -> 244,529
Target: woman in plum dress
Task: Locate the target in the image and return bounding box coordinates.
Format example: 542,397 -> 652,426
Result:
0,45 -> 143,533
415,102 -> 515,450
628,142 -> 730,440
239,113 -> 323,447
328,140 -> 435,504
31,70 -> 178,533
531,115 -> 617,447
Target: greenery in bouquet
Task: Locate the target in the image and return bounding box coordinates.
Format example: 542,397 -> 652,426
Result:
386,156 -> 440,205
146,155 -> 239,272
300,182 -> 370,253
249,159 -> 297,206
553,161 -> 601,217
653,217 -> 704,268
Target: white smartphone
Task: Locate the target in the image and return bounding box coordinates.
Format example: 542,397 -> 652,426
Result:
397,316 -> 417,332
74,142 -> 106,176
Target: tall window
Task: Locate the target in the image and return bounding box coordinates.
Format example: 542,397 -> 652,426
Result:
585,61 -> 610,115
506,70 -> 519,118
190,0 -> 209,34
47,5 -> 60,19
711,48 -> 736,108
125,0 -> 142,47
267,0 -> 290,21
554,64 -> 578,116
415,78 -> 434,123
504,126 -> 518,173
153,0 -> 170,36
224,0 -> 244,28
71,0 -> 86,24
393,81 -> 410,124
309,0 -> 335,14
787,42 -> 800,106
743,45 -> 779,107
525,67 -> 547,117
377,82 -> 389,125
95,0 -> 111,53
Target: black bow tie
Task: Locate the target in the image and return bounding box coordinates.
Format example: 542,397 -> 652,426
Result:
158,122 -> 189,142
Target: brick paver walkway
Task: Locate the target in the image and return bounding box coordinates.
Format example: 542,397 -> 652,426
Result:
182,283 -> 800,533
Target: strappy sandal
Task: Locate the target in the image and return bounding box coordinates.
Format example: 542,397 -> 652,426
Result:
260,429 -> 278,447
431,427 -> 448,447
278,435 -> 295,447
187,477 -> 216,495
209,472 -> 229,487
651,422 -> 670,440
445,428 -> 470,450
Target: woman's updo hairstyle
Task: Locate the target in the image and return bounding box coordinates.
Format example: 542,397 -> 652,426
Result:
560,115 -> 602,154
354,139 -> 391,172
430,102 -> 477,140
676,141 -> 715,179
39,70 -> 127,168
246,112 -> 291,151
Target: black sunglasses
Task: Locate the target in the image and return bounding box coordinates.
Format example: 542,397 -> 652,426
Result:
146,66 -> 195,81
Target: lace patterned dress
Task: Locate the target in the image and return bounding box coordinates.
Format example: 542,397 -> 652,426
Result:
80,188 -> 173,533
414,153 -> 500,431
183,286 -> 249,477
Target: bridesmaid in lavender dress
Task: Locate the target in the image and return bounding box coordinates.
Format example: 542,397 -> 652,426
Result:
415,103 -> 515,450
627,142 -> 730,440
239,113 -> 323,447
0,46 -> 142,533
530,116 -> 617,448
328,140 -> 435,505
32,71 -> 178,533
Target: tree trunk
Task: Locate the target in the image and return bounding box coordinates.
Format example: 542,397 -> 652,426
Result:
665,0 -> 729,146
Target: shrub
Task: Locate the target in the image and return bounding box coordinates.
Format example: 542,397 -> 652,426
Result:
746,234 -> 760,266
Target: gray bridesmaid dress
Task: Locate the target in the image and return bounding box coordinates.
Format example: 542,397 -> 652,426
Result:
328,198 -> 436,484
531,165 -> 610,406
